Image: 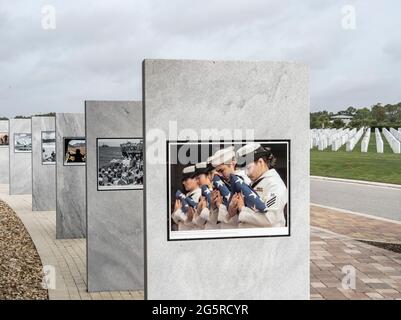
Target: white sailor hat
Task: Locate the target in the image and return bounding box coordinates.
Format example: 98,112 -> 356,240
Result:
236,143 -> 272,167
182,165 -> 196,180
194,161 -> 213,175
209,146 -> 236,168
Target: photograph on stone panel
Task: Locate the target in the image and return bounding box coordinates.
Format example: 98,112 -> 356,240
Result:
14,133 -> 32,153
41,131 -> 56,165
168,140 -> 290,240
63,137 -> 86,165
97,138 -> 144,191
0,133 -> 9,146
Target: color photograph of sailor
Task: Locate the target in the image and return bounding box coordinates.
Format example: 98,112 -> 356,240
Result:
14,133 -> 32,153
0,133 -> 9,146
168,141 -> 290,240
64,138 -> 86,165
97,138 -> 143,190
41,131 -> 56,164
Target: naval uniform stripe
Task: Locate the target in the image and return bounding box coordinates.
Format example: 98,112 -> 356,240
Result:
266,198 -> 276,207
267,201 -> 275,208
266,196 -> 276,203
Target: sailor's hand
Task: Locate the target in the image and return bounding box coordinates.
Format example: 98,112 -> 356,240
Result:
228,195 -> 239,218
174,199 -> 181,211
197,196 -> 206,214
187,206 -> 195,222
236,193 -> 245,211
212,190 -> 222,208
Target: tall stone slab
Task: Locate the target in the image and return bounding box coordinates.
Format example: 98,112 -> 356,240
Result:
9,119 -> 32,195
143,59 -> 310,299
32,116 -> 56,211
85,101 -> 144,292
56,113 -> 86,239
0,120 -> 9,184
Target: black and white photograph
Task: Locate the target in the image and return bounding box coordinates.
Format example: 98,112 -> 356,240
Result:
0,133 -> 9,146
41,131 -> 56,165
14,133 -> 32,153
64,137 -> 86,165
97,138 -> 143,190
168,140 -> 290,240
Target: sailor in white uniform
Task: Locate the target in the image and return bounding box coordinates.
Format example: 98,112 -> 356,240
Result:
192,161 -> 219,229
234,143 -> 287,228
208,146 -> 251,229
172,165 -> 201,231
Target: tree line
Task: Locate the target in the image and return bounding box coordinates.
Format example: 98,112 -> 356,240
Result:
311,102 -> 401,129
0,113 -> 55,120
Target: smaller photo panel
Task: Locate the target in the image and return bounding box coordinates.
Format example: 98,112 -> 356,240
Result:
41,131 -> 56,165
64,137 -> 86,166
0,132 -> 9,146
97,138 -> 144,191
14,133 -> 32,153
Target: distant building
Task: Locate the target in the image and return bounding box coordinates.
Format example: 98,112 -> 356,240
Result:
330,114 -> 353,125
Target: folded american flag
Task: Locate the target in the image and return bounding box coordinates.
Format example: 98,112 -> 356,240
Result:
229,174 -> 267,213
175,190 -> 197,213
201,185 -> 212,209
212,175 -> 231,208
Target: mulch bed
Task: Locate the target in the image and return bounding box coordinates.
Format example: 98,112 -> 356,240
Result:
0,200 -> 48,300
359,240 -> 401,254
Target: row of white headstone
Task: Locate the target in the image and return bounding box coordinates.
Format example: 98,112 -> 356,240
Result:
311,127 -> 401,154
383,128 -> 401,153
311,128 -> 348,151
310,127 -> 363,151
360,128 -> 370,153
345,127 -> 364,152
375,128 -> 384,153
331,128 -> 355,151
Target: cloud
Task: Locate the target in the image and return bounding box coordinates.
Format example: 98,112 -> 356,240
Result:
0,0 -> 401,117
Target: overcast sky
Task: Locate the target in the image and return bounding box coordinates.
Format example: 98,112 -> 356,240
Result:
1,0 -> 400,117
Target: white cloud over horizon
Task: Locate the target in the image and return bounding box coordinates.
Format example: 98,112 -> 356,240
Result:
0,0 -> 400,117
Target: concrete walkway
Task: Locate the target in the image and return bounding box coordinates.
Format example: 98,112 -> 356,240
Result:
0,184 -> 143,300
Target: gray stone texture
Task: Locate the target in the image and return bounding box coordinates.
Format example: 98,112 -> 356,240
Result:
143,59 -> 310,299
56,113 -> 86,239
0,120 -> 9,184
85,101 -> 144,292
9,119 -> 32,195
32,116 -> 56,211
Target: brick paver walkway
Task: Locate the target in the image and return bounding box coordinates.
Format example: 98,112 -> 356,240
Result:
311,227 -> 401,300
311,204 -> 401,244
0,184 -> 143,300
311,204 -> 401,300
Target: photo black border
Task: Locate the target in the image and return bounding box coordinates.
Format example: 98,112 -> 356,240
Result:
13,132 -> 32,153
166,139 -> 291,241
41,130 -> 56,165
96,137 -> 144,192
62,136 -> 86,166
0,132 -> 9,147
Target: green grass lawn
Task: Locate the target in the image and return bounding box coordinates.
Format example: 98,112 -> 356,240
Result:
311,133 -> 401,185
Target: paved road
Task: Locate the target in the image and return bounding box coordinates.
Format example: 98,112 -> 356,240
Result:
311,178 -> 401,222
